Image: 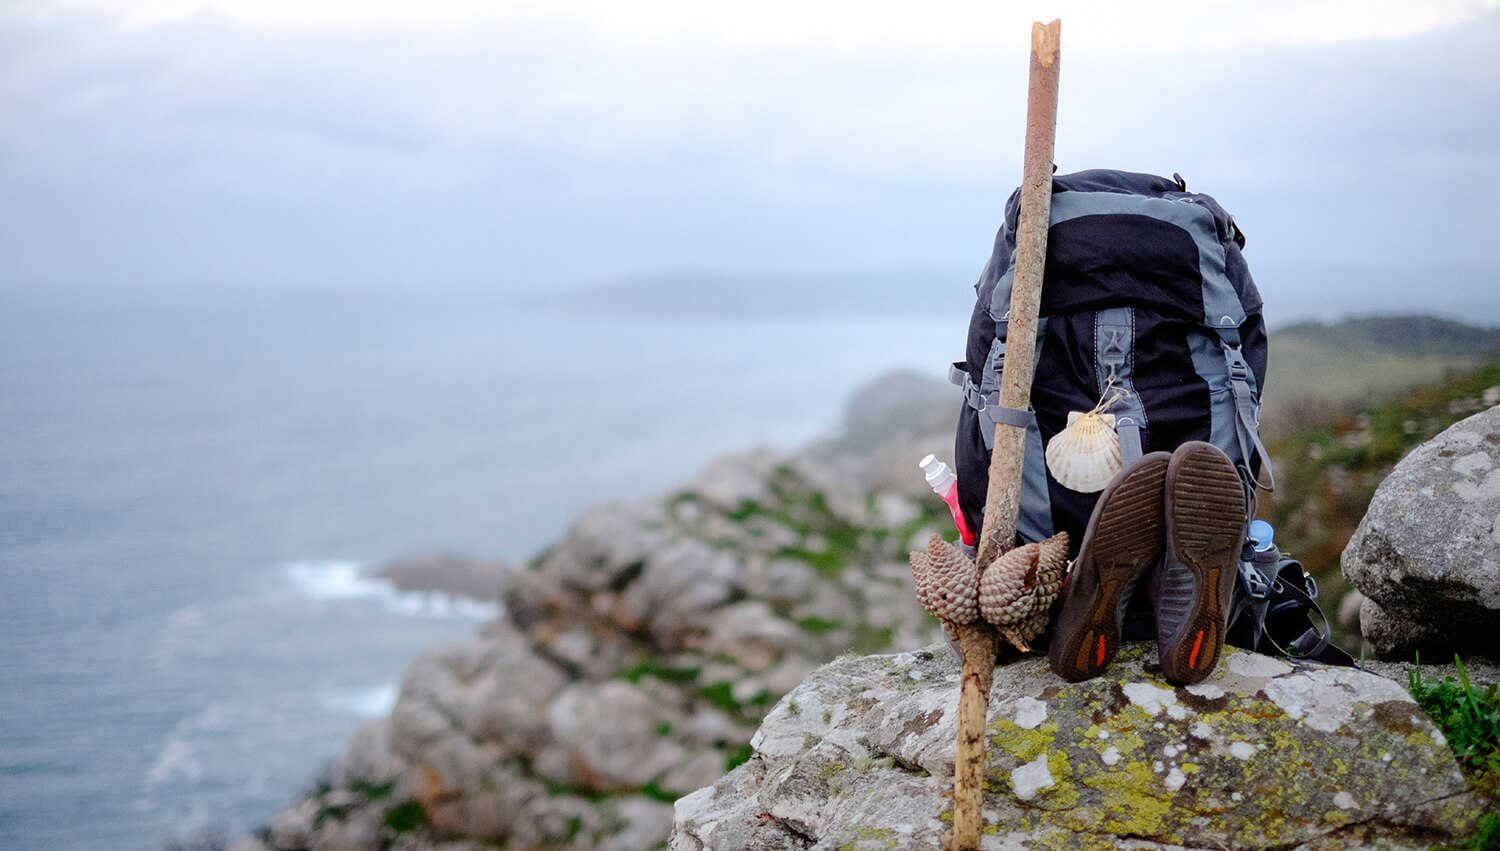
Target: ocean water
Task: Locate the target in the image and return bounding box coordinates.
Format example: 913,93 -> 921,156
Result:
0,291 -> 963,849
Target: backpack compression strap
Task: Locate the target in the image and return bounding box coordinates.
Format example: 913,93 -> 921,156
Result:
951,360 -> 1038,433
949,323 -> 1055,546
1095,307 -> 1146,465
1216,327 -> 1275,492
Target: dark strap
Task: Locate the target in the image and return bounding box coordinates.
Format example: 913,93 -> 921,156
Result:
1269,577 -> 1353,666
1229,555 -> 1276,653
1229,555 -> 1353,666
951,362 -> 1037,445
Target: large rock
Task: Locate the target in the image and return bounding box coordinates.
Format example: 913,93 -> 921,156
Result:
1343,404 -> 1500,659
671,644 -> 1485,851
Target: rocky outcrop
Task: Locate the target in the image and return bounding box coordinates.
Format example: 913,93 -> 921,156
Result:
672,644 -> 1487,851
802,371 -> 957,499
251,451 -> 947,851
375,553 -> 510,601
1343,404 -> 1500,660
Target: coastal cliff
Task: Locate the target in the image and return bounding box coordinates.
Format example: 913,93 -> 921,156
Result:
230,368 -> 1500,851
238,450 -> 948,851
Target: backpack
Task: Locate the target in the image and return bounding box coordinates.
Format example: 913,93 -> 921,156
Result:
949,168 -> 1350,665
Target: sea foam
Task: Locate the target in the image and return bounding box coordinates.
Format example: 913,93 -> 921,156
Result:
282,561 -> 501,621
318,683 -> 400,718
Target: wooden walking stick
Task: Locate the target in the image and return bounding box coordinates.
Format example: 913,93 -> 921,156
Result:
944,19 -> 1061,851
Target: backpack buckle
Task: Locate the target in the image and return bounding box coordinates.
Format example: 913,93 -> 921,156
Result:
1221,342 -> 1250,381
1238,559 -> 1271,599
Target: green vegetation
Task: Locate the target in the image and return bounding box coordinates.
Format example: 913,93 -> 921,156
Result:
1265,318 -> 1500,422
617,657 -> 701,685
848,623 -> 898,656
382,800 -> 430,833
740,465 -> 868,577
1410,655 -> 1500,850
724,743 -> 755,771
1438,813 -> 1500,851
350,779 -> 395,800
639,780 -> 684,804
699,681 -> 771,717
1276,316 -> 1500,358
797,615 -> 844,633
543,778 -> 612,802
1408,656 -> 1500,799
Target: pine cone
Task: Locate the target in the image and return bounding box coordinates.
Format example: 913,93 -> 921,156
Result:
978,542 -> 1040,626
909,534 -> 979,624
978,532 -> 1069,649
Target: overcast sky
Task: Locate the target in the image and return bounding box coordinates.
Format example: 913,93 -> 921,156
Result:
2,1 -> 1498,316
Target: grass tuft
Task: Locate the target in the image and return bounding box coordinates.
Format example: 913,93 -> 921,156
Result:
1408,654 -> 1500,800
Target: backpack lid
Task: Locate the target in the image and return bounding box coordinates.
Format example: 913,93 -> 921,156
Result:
977,169 -> 1263,332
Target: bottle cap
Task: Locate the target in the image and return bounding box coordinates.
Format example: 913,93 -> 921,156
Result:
918,454 -> 956,492
1247,519 -> 1275,552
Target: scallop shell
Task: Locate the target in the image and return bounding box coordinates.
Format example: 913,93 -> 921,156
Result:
1045,410 -> 1121,493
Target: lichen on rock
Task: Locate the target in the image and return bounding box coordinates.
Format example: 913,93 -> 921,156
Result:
670,644 -> 1486,850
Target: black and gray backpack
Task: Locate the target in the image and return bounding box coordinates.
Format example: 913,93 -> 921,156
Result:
950,168 -> 1349,664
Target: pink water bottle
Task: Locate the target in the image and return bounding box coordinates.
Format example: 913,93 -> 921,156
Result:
919,455 -> 975,546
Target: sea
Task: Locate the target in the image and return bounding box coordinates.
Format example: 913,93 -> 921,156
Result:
0,289 -> 965,850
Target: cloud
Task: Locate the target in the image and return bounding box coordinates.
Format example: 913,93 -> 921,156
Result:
1,3 -> 1496,306
48,0 -> 1500,48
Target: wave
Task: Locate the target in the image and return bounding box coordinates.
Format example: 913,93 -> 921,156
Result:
281,560 -> 501,621
318,682 -> 399,718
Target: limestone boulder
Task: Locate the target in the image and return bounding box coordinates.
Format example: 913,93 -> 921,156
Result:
1342,404 -> 1500,659
671,644 -> 1485,851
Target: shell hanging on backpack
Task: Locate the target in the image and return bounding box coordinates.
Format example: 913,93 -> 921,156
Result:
1045,410 -> 1122,493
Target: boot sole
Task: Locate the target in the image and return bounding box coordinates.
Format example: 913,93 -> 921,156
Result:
1048,454 -> 1169,682
1159,443 -> 1246,685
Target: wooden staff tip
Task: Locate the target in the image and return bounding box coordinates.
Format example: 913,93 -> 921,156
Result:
1031,19 -> 1061,66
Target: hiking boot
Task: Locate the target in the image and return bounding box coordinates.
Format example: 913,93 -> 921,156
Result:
1155,441 -> 1247,685
1048,451 -> 1171,682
